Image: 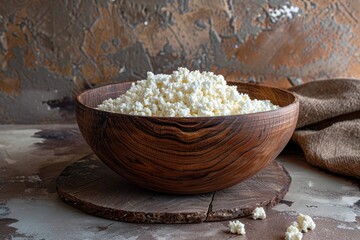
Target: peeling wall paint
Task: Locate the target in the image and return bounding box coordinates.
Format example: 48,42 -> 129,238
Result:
0,0 -> 359,123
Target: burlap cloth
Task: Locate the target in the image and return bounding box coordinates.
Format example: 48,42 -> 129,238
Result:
290,79 -> 360,178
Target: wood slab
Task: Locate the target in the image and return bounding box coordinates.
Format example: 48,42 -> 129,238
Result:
56,154 -> 291,223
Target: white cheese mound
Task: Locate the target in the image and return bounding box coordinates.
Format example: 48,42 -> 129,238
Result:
285,223 -> 303,240
297,213 -> 316,233
228,220 -> 246,235
97,67 -> 279,117
252,207 -> 266,220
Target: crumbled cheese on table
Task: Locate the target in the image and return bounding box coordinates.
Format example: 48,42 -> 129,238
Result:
252,206 -> 266,220
297,213 -> 316,232
285,223 -> 303,240
228,220 -> 246,235
285,214 -> 316,240
97,67 -> 279,117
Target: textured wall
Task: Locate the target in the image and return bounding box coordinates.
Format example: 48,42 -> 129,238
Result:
0,0 -> 359,123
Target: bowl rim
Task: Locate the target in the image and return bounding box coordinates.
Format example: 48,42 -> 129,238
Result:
75,81 -> 299,120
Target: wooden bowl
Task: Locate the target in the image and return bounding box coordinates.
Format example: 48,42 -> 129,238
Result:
76,82 -> 299,194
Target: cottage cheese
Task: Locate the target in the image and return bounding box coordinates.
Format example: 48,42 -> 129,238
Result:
297,213 -> 316,232
285,223 -> 303,240
252,207 -> 266,220
285,214 -> 316,239
97,68 -> 279,117
228,220 -> 246,235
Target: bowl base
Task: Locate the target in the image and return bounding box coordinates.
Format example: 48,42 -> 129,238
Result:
56,154 -> 291,223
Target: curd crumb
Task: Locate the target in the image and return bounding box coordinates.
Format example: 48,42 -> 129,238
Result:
285,223 -> 303,240
297,213 -> 316,232
285,213 -> 316,240
252,207 -> 266,220
228,220 -> 245,235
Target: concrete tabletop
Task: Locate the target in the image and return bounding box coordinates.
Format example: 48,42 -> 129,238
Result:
0,124 -> 359,240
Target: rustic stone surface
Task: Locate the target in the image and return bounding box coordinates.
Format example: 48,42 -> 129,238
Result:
1,0 -> 360,124
0,125 -> 359,239
56,154 -> 291,223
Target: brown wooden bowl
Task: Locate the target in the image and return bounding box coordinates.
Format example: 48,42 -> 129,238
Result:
76,82 -> 299,194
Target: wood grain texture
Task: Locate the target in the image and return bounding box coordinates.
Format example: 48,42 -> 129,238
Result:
56,154 -> 291,223
75,81 -> 298,194
207,162 -> 291,221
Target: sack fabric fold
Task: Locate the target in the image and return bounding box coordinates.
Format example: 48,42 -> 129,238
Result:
290,79 -> 360,178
